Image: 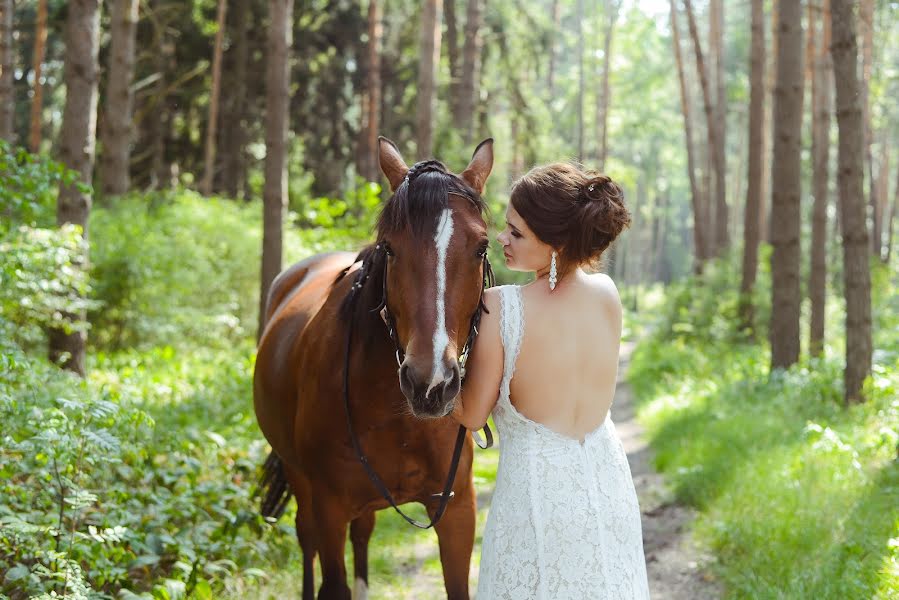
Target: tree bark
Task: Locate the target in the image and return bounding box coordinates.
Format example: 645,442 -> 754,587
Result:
29,0 -> 48,152
739,0 -> 765,335
547,0 -> 560,97
760,0 -> 778,243
710,0 -> 728,252
445,0 -> 459,115
874,140 -> 889,260
360,0 -> 382,181
595,0 -> 618,171
768,0 -> 803,370
259,0 -> 293,339
860,0 -> 875,256
201,0 -> 228,196
670,0 -> 706,271
49,0 -> 101,376
886,161 -> 898,264
416,0 -> 442,157
575,0 -> 584,161
221,0 -> 250,198
457,0 -> 481,143
809,0 -> 832,357
684,0 -> 722,258
830,0 -> 872,404
100,0 -> 139,196
0,0 -> 13,142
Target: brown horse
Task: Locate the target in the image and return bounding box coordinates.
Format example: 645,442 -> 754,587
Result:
254,137 -> 494,600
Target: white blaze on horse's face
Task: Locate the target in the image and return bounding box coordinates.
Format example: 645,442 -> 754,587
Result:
428,208 -> 454,395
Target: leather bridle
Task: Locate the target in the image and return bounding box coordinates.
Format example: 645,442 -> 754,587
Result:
342,240 -> 494,529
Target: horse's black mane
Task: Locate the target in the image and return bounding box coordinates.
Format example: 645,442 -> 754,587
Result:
335,160 -> 489,331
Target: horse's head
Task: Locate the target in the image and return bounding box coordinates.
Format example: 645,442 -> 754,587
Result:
371,137 -> 494,418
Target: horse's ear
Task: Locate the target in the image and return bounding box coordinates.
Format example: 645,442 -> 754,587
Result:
378,136 -> 409,192
461,138 -> 494,195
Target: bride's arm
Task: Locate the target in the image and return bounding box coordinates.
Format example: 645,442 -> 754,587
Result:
451,288 -> 504,430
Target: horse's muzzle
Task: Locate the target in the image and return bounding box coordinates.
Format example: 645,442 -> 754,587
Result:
399,360 -> 461,418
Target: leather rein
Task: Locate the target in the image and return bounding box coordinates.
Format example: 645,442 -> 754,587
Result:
342,241 -> 494,529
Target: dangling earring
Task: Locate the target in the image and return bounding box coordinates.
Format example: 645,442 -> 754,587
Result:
549,251 -> 558,291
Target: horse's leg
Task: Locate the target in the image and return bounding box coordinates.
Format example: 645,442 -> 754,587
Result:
285,465 -> 318,600
313,500 -> 352,600
431,481 -> 476,600
349,511 -> 376,599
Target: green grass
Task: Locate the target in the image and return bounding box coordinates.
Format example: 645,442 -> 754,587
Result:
629,261 -> 899,599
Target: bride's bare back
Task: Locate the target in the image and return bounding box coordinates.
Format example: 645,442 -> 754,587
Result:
510,270 -> 622,441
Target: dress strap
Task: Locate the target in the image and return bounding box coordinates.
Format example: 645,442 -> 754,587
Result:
499,285 -> 525,394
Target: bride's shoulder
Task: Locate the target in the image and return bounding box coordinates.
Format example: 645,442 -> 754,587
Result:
582,272 -> 622,314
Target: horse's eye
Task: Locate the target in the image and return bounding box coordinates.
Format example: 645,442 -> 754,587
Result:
384,244 -> 395,257
476,244 -> 488,258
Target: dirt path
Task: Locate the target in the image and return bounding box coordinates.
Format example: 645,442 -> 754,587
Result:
614,341 -> 722,599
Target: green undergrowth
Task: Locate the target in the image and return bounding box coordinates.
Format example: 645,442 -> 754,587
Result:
630,257 -> 899,599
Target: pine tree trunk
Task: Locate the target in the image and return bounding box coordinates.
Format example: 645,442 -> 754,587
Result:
830,0 -> 872,404
49,0 -> 101,376
445,0 -> 459,116
768,0 -> 803,370
595,0 -> 618,171
360,0 -> 382,181
874,141 -> 889,260
739,0 -> 765,335
809,0 -> 832,357
547,0 -> 560,97
710,0 -> 728,252
29,0 -> 48,152
886,162 -> 898,264
684,0 -> 722,257
670,0 -> 706,270
416,0 -> 442,157
259,0 -> 293,338
575,0 -> 584,162
760,0 -> 778,243
458,0 -> 481,143
201,0 -> 227,196
0,0 -> 13,142
221,0 -> 250,198
860,0 -> 876,256
100,0 -> 139,196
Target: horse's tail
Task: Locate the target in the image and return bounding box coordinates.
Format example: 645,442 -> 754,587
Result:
257,451 -> 292,521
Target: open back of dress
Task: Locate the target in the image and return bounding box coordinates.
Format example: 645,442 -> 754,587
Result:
476,285 -> 650,599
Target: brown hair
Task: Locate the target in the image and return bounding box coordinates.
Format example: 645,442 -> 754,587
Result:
509,163 -> 631,271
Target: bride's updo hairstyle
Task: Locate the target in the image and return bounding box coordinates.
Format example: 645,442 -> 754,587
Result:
509,163 -> 631,271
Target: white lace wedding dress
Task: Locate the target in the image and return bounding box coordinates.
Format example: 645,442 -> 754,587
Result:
476,285 -> 650,599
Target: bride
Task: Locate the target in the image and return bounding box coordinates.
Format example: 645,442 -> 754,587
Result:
452,163 -> 650,599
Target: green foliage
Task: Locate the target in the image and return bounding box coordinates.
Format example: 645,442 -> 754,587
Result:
0,140 -> 75,229
629,258 -> 899,599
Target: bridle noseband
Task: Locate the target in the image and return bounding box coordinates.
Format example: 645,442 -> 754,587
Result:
342,229 -> 494,529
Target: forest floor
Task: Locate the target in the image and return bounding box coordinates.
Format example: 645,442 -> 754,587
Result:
614,340 -> 722,600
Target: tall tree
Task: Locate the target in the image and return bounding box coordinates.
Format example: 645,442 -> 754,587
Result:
808,0 -> 832,357
575,0 -> 584,161
0,0 -> 13,142
670,0 -> 706,270
595,0 -> 619,171
201,0 -> 228,196
886,163 -> 898,264
874,141 -> 889,260
859,0 -> 876,256
768,0 -> 803,370
416,0 -> 442,156
259,0 -> 293,338
739,0 -> 765,334
830,0 -> 872,404
444,0 -> 460,112
457,0 -> 481,142
49,0 -> 101,376
760,0 -> 778,243
29,0 -> 48,152
220,0 -> 251,198
547,0 -> 560,97
710,0 -> 728,251
683,0 -> 722,257
359,0 -> 382,182
100,0 -> 139,196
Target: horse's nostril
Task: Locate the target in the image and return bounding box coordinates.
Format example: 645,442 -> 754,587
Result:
443,365 -> 461,401
399,364 -> 415,400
